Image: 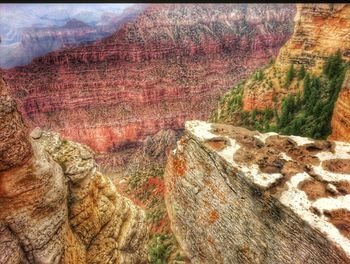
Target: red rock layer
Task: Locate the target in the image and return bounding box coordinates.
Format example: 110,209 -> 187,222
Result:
0,77 -> 32,171
2,4 -> 295,152
0,5 -> 145,68
330,72 -> 350,142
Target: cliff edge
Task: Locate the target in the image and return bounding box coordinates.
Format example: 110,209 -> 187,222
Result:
165,120 -> 350,263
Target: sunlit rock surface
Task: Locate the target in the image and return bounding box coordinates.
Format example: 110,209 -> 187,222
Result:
330,71 -> 350,142
165,120 -> 350,263
242,3 -> 350,112
0,77 -> 149,264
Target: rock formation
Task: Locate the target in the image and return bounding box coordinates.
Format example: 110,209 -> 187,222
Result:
212,4 -> 350,143
0,76 -> 149,263
0,78 -> 32,170
165,120 -> 350,263
2,4 -> 295,153
277,4 -> 350,68
243,3 -> 350,112
330,71 -> 350,142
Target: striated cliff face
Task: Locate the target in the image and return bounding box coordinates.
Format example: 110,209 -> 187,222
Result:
277,4 -> 350,68
330,71 -> 350,142
2,4 -> 295,153
243,3 -> 350,112
212,4 -> 350,143
0,78 -> 32,170
0,77 -> 149,263
165,120 -> 350,263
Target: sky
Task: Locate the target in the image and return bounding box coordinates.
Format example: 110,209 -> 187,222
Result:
0,4 -> 135,29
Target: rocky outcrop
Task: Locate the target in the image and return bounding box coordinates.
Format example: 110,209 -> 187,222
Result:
0,78 -> 32,170
242,3 -> 350,112
0,77 -> 74,263
212,4 -> 350,144
0,77 -> 149,263
277,4 -> 350,68
330,71 -> 350,142
34,130 -> 149,264
165,120 -> 350,263
2,4 -> 295,153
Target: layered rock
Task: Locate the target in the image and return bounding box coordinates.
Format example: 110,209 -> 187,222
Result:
0,5 -> 145,69
0,77 -> 149,263
0,78 -> 32,170
0,77 -> 74,263
2,4 -> 295,153
34,130 -> 149,263
98,128 -> 181,177
330,71 -> 350,142
277,4 -> 350,68
165,120 -> 350,263
242,3 -> 350,112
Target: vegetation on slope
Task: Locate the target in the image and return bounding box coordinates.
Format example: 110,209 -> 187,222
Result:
122,165 -> 187,263
211,51 -> 349,140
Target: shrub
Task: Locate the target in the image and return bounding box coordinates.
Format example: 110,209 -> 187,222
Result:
148,233 -> 174,264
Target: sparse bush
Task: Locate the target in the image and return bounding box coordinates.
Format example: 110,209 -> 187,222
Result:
148,233 -> 174,264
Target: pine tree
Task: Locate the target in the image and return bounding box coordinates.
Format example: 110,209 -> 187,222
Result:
297,65 -> 306,80
285,64 -> 295,86
323,50 -> 343,79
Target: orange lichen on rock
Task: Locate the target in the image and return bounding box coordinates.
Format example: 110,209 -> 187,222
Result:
172,156 -> 187,177
204,137 -> 230,151
208,210 -> 219,224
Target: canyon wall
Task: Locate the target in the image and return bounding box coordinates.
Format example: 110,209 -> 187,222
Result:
0,77 -> 149,263
0,78 -> 32,170
0,4 -> 145,68
2,4 -> 296,153
276,4 -> 350,68
213,4 -> 350,143
165,120 -> 350,263
243,3 -> 350,112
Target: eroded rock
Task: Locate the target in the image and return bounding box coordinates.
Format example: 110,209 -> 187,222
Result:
0,76 -> 149,263
165,120 -> 350,263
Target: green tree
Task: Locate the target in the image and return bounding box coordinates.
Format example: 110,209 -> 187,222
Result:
278,95 -> 295,128
323,50 -> 343,79
297,65 -> 306,80
285,64 -> 295,86
303,73 -> 311,102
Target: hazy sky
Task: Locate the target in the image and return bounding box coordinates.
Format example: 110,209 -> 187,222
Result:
0,4 -> 135,28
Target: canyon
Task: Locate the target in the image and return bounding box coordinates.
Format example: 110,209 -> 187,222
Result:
0,4 -> 145,68
1,3 -> 350,264
1,4 -> 296,153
